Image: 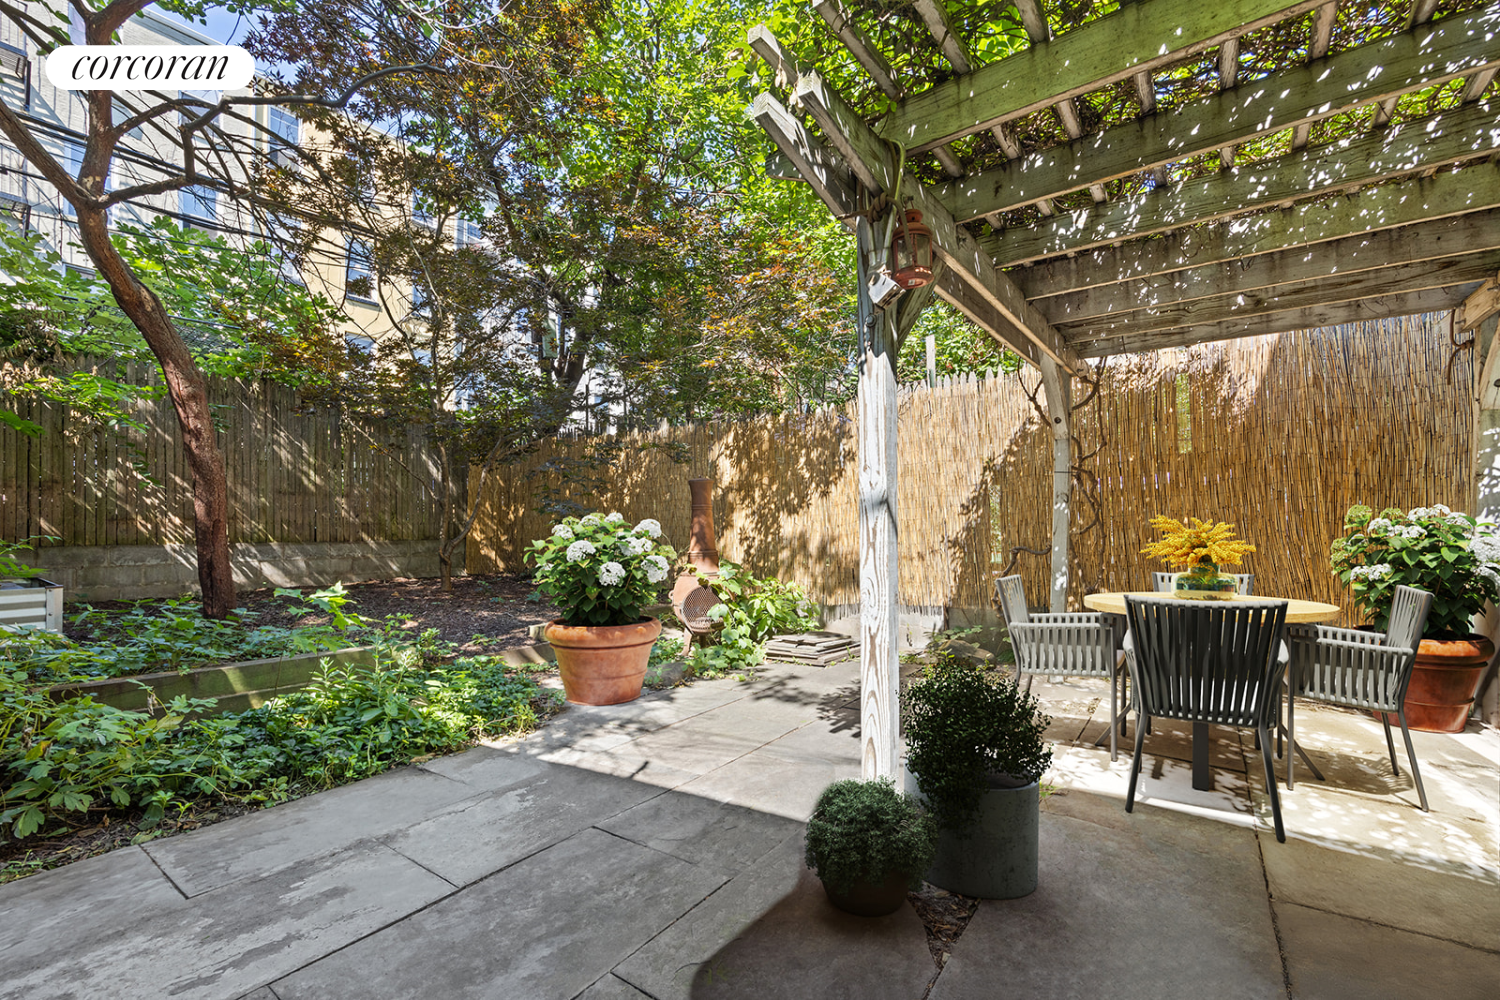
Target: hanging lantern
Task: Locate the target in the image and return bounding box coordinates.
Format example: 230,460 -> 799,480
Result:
890,209 -> 935,289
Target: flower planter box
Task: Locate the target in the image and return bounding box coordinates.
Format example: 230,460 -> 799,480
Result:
47,641 -> 559,717
0,577 -> 63,632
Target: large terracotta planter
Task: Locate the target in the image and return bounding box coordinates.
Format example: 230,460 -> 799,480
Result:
1378,635 -> 1496,734
545,617 -> 663,706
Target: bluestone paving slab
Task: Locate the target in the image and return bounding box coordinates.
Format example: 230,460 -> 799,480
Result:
5,840 -> 451,1000
142,763 -> 486,896
0,847 -> 182,979
675,742 -> 858,820
614,833 -> 934,1000
1277,900 -> 1500,1000
1044,743 -> 1255,829
574,974 -> 653,1000
271,827 -> 727,1000
929,800 -> 1284,1000
234,990 -> 279,1000
616,726 -> 765,775
526,741 -> 702,789
667,697 -> 824,744
383,759 -> 667,885
757,712 -> 863,764
595,787 -> 801,870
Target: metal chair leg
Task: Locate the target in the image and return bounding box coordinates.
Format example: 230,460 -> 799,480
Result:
1381,714 -> 1401,776
1109,666 -> 1118,762
1125,714 -> 1148,813
1286,687 -> 1295,789
1396,711 -> 1430,812
1259,724 -> 1286,843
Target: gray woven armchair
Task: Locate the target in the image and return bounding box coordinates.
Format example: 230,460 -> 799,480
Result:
996,575 -> 1129,760
1285,584 -> 1434,811
1152,571 -> 1255,595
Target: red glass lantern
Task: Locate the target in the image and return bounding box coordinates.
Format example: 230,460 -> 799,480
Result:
891,210 -> 935,289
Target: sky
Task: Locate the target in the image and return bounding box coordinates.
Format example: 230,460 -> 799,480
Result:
153,6 -> 256,46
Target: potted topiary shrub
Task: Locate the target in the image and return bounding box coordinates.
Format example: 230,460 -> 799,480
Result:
527,513 -> 677,705
804,777 -> 937,917
1330,503 -> 1500,732
902,654 -> 1051,899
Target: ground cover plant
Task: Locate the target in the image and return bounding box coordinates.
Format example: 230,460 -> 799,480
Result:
8,585 -> 383,683
0,647 -> 561,881
686,561 -> 822,677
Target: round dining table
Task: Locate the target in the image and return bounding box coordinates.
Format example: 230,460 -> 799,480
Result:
1082,591 -> 1341,791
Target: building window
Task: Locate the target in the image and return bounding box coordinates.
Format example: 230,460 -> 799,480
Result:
0,192 -> 28,233
346,238 -> 375,302
267,106 -> 298,167
180,185 -> 217,226
0,30 -> 31,111
455,219 -> 483,247
347,333 -> 375,357
267,215 -> 303,285
59,140 -> 84,218
178,89 -> 220,126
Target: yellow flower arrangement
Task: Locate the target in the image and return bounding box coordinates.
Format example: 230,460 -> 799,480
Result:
1140,516 -> 1256,570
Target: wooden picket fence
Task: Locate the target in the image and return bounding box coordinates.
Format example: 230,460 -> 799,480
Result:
468,314 -> 1473,615
0,360 -> 443,549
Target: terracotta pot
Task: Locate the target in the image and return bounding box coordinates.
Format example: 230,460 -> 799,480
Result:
819,871 -> 911,918
1376,635 -> 1495,734
544,618 -> 663,706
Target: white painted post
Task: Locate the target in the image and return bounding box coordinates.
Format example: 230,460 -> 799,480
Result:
1039,356 -> 1072,613
1470,312 -> 1500,725
925,334 -> 937,387
856,216 -> 900,780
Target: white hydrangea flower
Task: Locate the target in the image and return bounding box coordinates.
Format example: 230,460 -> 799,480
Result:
1349,564 -> 1393,581
604,512 -> 625,524
551,524 -> 575,540
1432,503 -> 1452,516
1366,518 -> 1392,535
1407,506 -> 1433,520
565,540 -> 596,563
634,518 -> 662,538
598,561 -> 625,586
580,513 -> 604,527
1398,525 -> 1426,540
1478,565 -> 1500,588
643,554 -> 669,583
1448,512 -> 1471,527
628,536 -> 655,556
1470,533 -> 1500,564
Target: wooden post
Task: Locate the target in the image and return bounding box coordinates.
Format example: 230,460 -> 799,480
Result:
925,334 -> 937,387
1468,301 -> 1500,726
856,215 -> 900,780
1039,356 -> 1072,613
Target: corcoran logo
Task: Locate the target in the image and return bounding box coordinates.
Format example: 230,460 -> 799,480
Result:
45,46 -> 254,91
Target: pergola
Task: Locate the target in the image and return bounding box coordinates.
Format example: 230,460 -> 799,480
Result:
749,0 -> 1500,779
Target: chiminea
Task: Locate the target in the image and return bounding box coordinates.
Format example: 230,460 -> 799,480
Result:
672,478 -> 721,635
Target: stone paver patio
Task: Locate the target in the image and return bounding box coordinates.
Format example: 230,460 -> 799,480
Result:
1,656 -> 1496,999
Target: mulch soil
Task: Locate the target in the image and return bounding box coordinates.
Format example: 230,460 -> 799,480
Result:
65,573 -> 562,656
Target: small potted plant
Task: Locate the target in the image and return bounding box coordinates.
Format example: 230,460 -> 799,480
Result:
1140,515 -> 1255,599
901,654 -> 1051,899
1330,503 -> 1500,732
527,513 -> 676,705
804,778 -> 937,917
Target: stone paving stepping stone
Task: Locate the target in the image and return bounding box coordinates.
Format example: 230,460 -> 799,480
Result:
271,827 -> 727,1000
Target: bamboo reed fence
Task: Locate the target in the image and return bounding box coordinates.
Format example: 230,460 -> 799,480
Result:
0,359 -> 443,549
469,315 -> 1473,618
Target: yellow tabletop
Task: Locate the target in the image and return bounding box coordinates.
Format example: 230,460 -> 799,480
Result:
1082,591 -> 1341,624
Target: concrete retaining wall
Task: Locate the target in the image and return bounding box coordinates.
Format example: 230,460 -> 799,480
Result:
34,541 -> 442,603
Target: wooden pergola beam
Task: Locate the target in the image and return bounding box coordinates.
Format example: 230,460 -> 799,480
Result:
788,68 -> 1084,372
1040,209 -> 1500,325
749,93 -> 1041,367
1058,250 -> 1500,341
935,5 -> 1500,223
1072,283 -> 1479,356
983,99 -> 1500,266
1016,167 -> 1500,300
880,0 -> 1324,153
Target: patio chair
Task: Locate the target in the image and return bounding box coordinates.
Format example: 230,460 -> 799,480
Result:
996,575 -> 1130,761
1122,596 -> 1291,842
1284,584 -> 1433,811
1152,571 -> 1255,595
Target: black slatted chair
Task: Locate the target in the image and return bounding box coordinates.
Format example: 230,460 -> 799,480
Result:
1123,596 -> 1291,842
1285,584 -> 1434,811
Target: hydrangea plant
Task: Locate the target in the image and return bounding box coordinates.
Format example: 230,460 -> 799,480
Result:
1330,504 -> 1500,638
526,514 -> 676,626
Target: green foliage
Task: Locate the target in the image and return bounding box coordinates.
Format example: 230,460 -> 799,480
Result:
902,653 -> 1052,833
1329,503 -> 1500,638
11,587 -> 378,683
688,561 -> 820,677
895,303 -> 1024,385
527,514 -> 676,626
804,778 -> 937,894
0,536 -> 55,579
0,651 -> 561,845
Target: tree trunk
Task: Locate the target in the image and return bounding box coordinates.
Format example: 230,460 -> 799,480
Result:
436,441 -> 455,591
73,208 -> 236,618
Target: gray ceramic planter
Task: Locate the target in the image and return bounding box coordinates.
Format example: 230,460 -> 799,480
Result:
906,768 -> 1040,899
